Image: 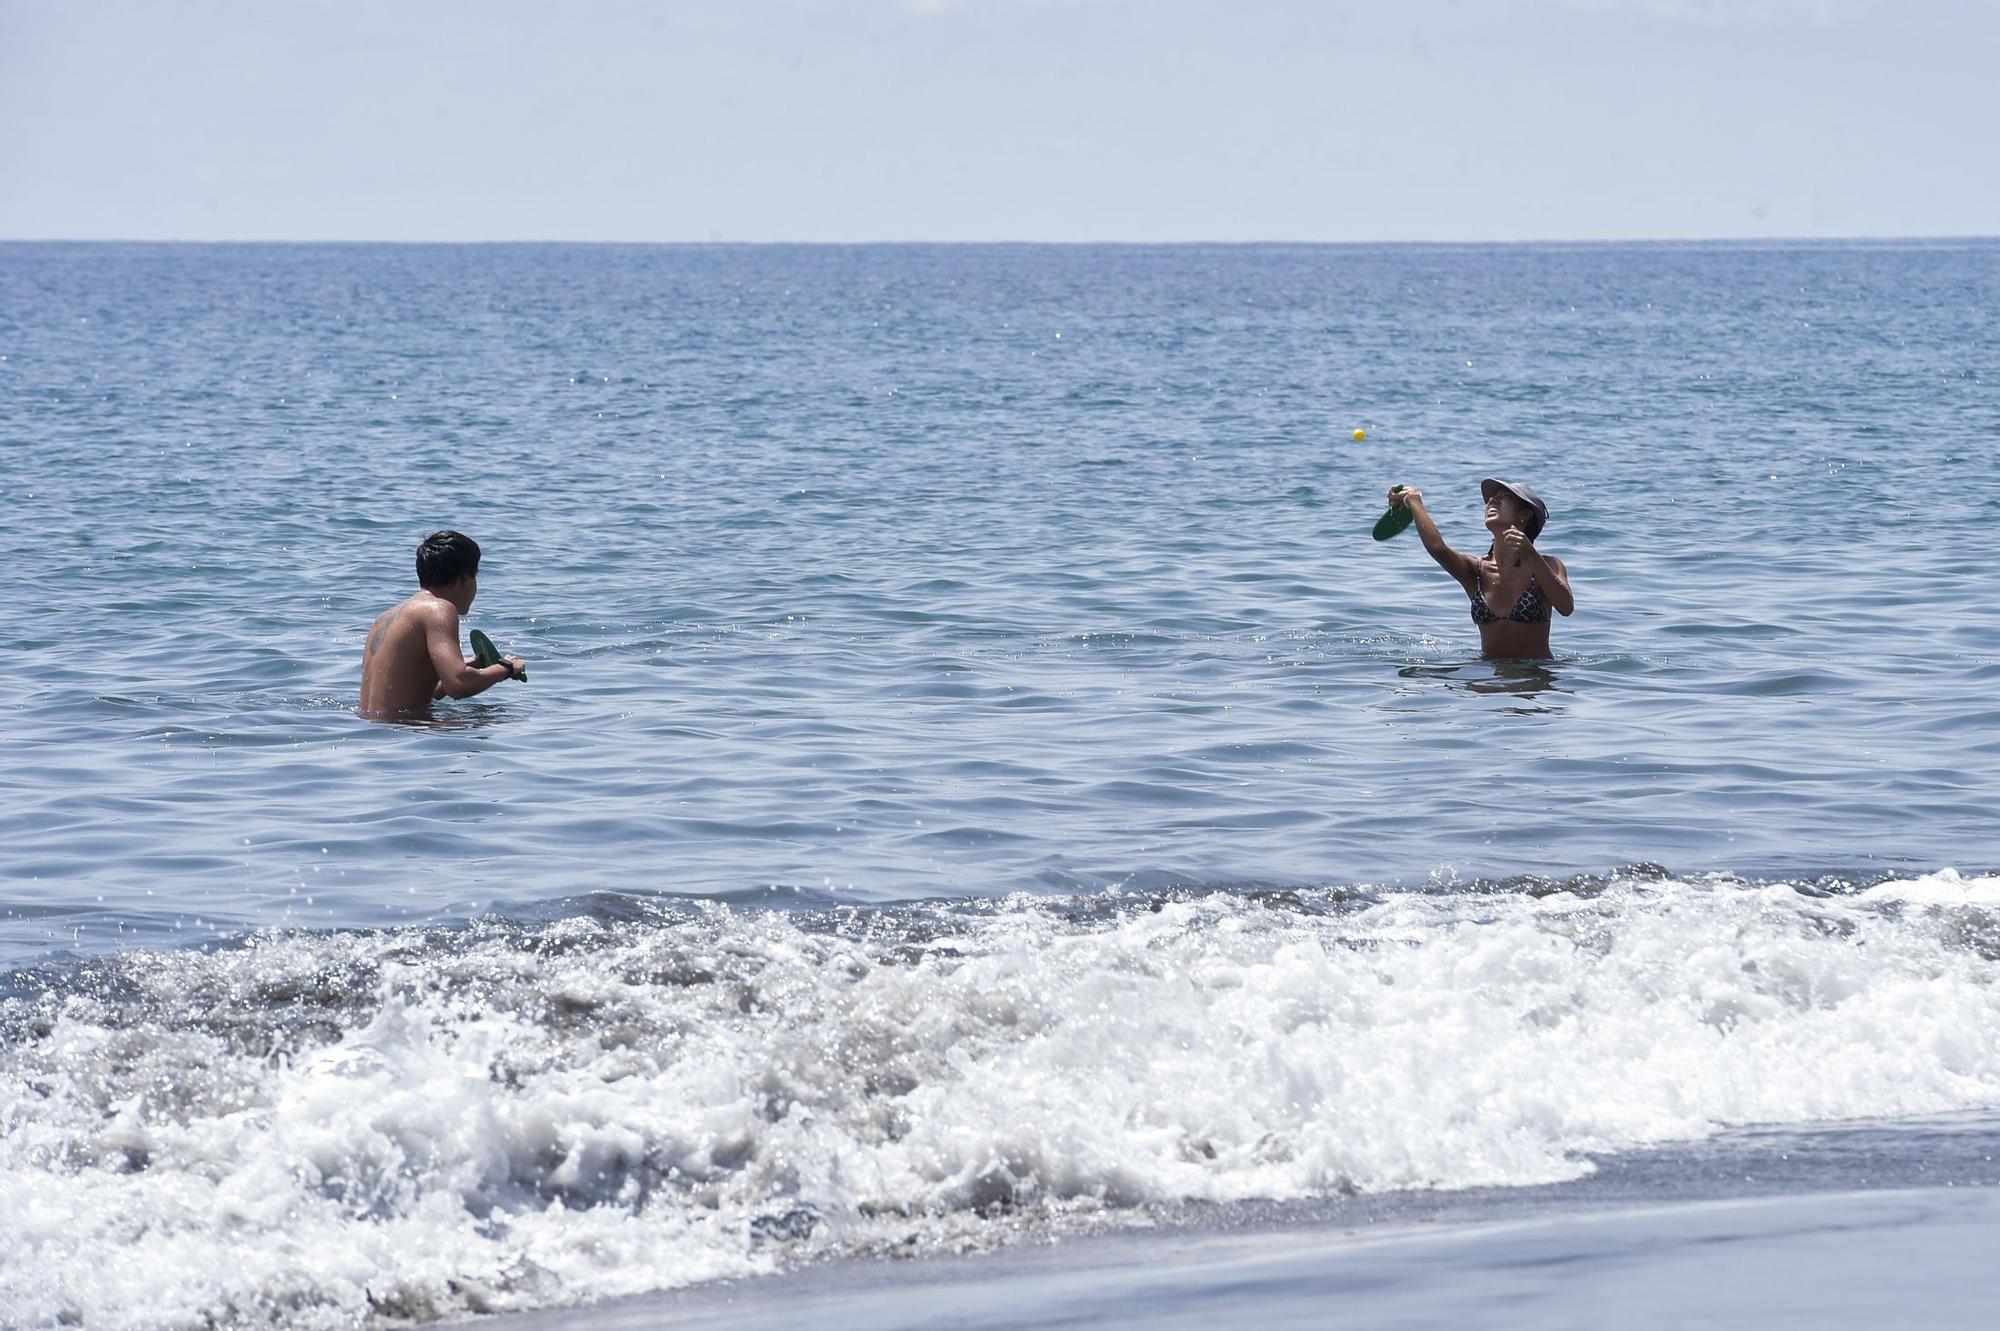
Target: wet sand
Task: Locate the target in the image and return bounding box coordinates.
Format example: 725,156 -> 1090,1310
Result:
501,1187 -> 2000,1331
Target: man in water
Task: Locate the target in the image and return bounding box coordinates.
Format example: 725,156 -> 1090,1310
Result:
359,530 -> 525,717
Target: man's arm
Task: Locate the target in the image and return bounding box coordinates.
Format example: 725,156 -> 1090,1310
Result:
424,604 -> 511,699
1393,486 -> 1480,587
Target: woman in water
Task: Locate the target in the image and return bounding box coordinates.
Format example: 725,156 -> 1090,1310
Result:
1388,478 -> 1573,659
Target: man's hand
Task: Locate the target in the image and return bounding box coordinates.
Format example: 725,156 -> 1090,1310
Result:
1498,527 -> 1530,567
502,655 -> 526,680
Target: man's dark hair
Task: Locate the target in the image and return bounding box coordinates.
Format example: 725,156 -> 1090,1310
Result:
416,530 -> 481,589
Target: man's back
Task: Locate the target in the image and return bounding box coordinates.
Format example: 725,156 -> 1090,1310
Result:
359,592 -> 455,716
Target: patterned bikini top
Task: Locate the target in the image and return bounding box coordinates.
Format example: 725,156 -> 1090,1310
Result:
1468,574 -> 1550,625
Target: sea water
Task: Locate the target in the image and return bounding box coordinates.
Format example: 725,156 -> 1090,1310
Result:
1,241 -> 1997,1327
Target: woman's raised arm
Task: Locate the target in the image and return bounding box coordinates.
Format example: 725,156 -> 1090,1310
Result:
1392,486 -> 1480,587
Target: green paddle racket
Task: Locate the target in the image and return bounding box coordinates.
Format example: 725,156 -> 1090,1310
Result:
469,629 -> 524,681
1372,485 -> 1415,541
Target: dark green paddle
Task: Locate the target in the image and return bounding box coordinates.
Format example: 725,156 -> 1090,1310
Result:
469,629 -> 525,681
1372,485 -> 1414,541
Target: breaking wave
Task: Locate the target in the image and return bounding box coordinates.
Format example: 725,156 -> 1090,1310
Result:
5,869 -> 2000,1328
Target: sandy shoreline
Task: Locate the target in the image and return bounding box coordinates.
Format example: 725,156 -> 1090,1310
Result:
496,1185 -> 2000,1330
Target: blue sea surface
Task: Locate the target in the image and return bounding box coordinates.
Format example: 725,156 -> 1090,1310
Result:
3,241 -> 1995,959
1,241 -> 1997,1329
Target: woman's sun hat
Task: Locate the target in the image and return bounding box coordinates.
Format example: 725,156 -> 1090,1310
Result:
1481,477 -> 1548,541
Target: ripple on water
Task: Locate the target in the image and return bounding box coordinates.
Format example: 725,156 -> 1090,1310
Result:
1,241 -> 1998,967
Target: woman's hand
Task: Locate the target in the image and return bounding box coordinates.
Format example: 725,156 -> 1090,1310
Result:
1497,527 -> 1529,566
1390,484 -> 1423,509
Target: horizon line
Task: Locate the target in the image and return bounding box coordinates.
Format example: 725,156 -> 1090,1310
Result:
3,233 -> 1996,249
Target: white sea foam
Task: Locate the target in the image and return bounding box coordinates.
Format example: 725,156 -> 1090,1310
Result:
1859,867 -> 2000,906
4,871 -> 2000,1328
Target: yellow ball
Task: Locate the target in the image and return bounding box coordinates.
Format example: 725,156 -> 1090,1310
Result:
1352,428 -> 1367,442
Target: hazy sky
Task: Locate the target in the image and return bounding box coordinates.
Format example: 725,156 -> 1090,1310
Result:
3,0 -> 1995,242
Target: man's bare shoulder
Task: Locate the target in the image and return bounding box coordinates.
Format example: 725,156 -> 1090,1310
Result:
416,596 -> 462,646
407,593 -> 457,622
384,592 -> 457,628
365,593 -> 453,657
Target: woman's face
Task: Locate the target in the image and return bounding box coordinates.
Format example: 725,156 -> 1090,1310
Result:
1483,491 -> 1528,533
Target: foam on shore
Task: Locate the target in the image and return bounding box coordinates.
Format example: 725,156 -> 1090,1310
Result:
4,870 -> 2000,1328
